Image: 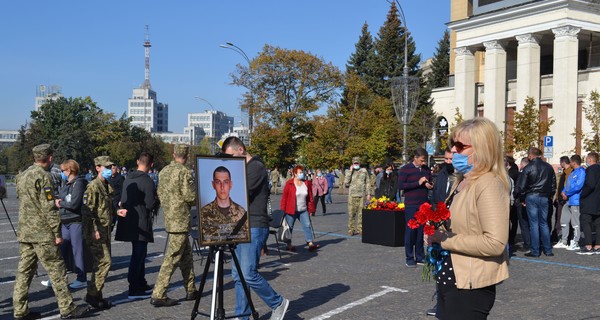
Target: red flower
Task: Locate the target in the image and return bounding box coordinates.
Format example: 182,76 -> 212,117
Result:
423,224 -> 436,236
407,219 -> 420,229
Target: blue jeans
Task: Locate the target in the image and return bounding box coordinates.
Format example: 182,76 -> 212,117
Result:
285,210 -> 314,243
525,194 -> 552,256
128,241 -> 148,292
232,227 -> 282,319
404,205 -> 425,263
325,187 -> 333,203
60,223 -> 86,282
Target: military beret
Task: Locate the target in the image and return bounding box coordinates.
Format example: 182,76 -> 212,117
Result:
352,156 -> 361,164
173,144 -> 190,157
94,156 -> 114,167
32,144 -> 53,160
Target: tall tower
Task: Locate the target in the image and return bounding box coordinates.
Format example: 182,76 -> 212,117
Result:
127,25 -> 169,132
142,25 -> 152,89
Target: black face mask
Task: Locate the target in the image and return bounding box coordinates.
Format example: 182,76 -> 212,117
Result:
445,163 -> 454,173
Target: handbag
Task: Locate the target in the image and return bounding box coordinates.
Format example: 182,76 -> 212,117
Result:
278,218 -> 292,242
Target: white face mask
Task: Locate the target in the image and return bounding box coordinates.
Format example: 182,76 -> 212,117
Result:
353,165 -> 360,170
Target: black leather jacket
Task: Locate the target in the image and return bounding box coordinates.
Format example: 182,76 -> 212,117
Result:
514,157 -> 556,200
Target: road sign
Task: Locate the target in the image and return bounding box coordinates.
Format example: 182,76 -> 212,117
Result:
544,146 -> 553,159
544,136 -> 553,147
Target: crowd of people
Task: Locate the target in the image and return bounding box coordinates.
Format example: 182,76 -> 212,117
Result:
10,116 -> 600,320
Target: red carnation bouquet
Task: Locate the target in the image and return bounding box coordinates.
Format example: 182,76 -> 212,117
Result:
408,202 -> 451,281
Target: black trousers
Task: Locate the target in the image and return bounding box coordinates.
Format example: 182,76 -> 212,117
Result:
580,213 -> 600,246
437,283 -> 496,320
313,195 -> 326,214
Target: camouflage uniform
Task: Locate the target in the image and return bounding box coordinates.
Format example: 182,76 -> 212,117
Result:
152,147 -> 197,300
200,199 -> 248,245
13,144 -> 78,318
82,169 -> 115,300
270,168 -> 280,195
344,157 -> 372,234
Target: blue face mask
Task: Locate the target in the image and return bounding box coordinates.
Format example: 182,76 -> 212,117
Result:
317,173 -> 322,177
297,173 -> 305,180
353,165 -> 360,170
101,168 -> 112,181
60,171 -> 68,181
452,153 -> 473,174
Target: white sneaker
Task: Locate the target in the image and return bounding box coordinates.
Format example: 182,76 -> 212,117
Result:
553,241 -> 569,249
270,298 -> 289,320
41,279 -> 52,287
69,280 -> 87,289
566,242 -> 580,251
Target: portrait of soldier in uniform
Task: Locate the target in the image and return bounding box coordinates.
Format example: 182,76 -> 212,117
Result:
199,165 -> 249,246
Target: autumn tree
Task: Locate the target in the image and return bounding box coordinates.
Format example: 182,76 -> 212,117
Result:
230,44 -> 343,169
505,97 -> 554,154
580,90 -> 600,152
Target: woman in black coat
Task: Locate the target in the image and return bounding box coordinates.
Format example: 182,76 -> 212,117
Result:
375,163 -> 398,199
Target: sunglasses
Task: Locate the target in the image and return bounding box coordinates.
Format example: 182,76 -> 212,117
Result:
451,139 -> 472,153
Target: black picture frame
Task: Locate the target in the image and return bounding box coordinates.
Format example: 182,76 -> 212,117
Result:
195,155 -> 250,246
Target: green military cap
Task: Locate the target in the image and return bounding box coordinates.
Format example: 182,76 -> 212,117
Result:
352,156 -> 361,164
174,144 -> 190,157
94,156 -> 114,167
32,144 -> 53,160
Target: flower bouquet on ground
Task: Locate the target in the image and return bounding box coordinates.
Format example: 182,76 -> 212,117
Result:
407,202 -> 451,281
365,196 -> 405,211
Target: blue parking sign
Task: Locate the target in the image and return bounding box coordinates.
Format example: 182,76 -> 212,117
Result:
544,136 -> 553,147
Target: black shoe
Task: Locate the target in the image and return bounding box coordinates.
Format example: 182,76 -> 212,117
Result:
185,291 -> 199,301
142,284 -> 153,293
517,246 -> 531,253
543,252 -> 554,257
85,294 -> 112,310
14,311 -> 42,320
60,305 -> 90,319
150,297 -> 180,307
426,307 -> 437,316
524,252 -> 540,257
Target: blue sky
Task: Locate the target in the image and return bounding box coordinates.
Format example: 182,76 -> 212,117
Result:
0,1 -> 450,132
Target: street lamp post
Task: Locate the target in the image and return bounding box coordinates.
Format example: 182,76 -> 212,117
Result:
220,42 -> 254,146
389,0 -> 420,164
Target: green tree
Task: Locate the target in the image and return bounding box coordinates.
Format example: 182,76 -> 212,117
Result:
346,22 -> 376,79
367,1 -> 420,98
505,97 -> 554,154
427,30 -> 450,89
230,44 -> 343,168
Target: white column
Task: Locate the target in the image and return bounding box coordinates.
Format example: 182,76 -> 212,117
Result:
552,25 -> 580,158
515,34 -> 541,111
454,47 -> 476,119
483,40 -> 507,128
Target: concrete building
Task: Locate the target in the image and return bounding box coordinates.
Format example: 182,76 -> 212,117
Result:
127,26 -> 169,133
431,0 -> 600,161
0,130 -> 19,146
35,85 -> 63,111
187,110 -> 233,139
220,121 -> 250,146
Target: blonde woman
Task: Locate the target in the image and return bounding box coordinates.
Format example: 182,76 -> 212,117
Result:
427,117 -> 510,319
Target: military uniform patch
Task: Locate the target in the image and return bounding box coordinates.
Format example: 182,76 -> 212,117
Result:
83,193 -> 88,205
43,187 -> 54,201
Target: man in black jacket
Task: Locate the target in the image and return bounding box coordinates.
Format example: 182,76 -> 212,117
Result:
579,152 -> 600,254
432,149 -> 455,205
116,152 -> 159,299
222,137 -> 289,320
514,147 -> 556,257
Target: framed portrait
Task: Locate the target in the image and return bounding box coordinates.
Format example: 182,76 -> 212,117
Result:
195,155 -> 250,246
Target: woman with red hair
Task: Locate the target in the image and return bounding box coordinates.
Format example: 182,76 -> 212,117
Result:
280,165 -> 319,252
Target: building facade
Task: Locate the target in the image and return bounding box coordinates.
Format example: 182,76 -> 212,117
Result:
431,0 -> 600,161
128,87 -> 169,132
187,110 -> 233,138
35,85 -> 63,111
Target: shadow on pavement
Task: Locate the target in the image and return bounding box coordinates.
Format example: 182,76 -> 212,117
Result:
285,283 -> 351,319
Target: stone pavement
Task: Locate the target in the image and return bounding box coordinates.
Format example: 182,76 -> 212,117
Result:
1,185 -> 599,320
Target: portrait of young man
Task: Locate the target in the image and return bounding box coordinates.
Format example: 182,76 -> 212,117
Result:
199,164 -> 249,246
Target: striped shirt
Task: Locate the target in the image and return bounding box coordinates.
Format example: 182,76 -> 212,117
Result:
398,162 -> 431,206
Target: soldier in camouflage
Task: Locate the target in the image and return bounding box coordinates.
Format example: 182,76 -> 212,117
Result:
82,156 -> 121,310
344,156 -> 372,236
13,144 -> 89,320
150,144 -> 197,307
200,166 -> 248,245
270,166 -> 280,195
